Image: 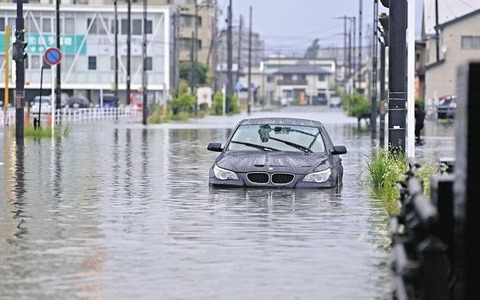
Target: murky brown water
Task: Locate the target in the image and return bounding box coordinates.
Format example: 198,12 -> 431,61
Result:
0,106 -> 455,299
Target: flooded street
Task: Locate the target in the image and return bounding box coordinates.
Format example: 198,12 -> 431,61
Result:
0,106 -> 455,299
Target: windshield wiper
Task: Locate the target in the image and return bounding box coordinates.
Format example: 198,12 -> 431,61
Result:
230,140 -> 279,151
268,137 -> 313,153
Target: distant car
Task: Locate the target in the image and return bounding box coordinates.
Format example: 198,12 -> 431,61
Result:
99,92 -> 118,108
279,98 -> 288,107
207,117 -> 347,188
30,95 -> 51,115
67,96 -> 90,109
330,96 -> 342,108
436,95 -> 456,119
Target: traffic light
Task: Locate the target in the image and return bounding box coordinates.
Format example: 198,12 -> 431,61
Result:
378,13 -> 390,46
12,38 -> 27,63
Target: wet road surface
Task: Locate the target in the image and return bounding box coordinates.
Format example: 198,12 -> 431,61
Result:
0,106 -> 455,299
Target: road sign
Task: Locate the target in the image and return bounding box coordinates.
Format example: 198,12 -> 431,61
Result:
44,47 -> 62,66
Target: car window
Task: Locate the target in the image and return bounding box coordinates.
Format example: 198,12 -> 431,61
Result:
228,124 -> 325,153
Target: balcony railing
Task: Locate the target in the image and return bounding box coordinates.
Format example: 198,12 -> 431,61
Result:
277,79 -> 308,86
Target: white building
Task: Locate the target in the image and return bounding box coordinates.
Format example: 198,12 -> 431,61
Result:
0,4 -> 173,105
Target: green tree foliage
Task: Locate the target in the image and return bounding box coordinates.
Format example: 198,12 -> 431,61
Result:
304,39 -> 320,59
343,94 -> 372,122
179,61 -> 209,87
212,92 -> 240,115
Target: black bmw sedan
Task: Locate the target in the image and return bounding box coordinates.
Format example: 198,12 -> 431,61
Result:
207,117 -> 347,189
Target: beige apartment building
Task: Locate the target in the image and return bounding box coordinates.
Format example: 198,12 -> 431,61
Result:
423,8 -> 480,102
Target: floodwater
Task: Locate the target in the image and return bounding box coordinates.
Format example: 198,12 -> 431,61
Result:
0,106 -> 455,299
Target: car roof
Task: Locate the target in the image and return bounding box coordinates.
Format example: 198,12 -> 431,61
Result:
239,117 -> 323,127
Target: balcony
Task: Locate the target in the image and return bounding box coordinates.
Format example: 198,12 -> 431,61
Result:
277,79 -> 308,86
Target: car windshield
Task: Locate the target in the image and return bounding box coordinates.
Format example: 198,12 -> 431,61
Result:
228,124 -> 325,153
438,96 -> 456,106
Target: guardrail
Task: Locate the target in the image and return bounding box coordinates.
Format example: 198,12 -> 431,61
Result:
0,106 -> 143,127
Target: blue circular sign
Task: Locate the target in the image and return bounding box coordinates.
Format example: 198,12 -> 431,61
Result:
44,47 -> 62,65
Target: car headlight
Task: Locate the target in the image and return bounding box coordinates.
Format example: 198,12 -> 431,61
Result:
213,164 -> 239,180
302,168 -> 332,183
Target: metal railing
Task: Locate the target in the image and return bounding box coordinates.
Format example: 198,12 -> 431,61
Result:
391,159 -> 455,300
0,106 -> 143,127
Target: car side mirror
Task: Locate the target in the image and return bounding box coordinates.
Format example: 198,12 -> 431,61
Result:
207,142 -> 223,152
332,145 -> 347,155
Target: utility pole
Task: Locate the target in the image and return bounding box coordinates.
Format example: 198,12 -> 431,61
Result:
237,14 -> 243,87
247,7 -> 252,115
226,0 -> 233,113
126,0 -> 131,106
142,0 -> 147,125
358,0 -> 363,89
193,2 -> 198,114
114,0 -> 119,112
13,0 -> 26,141
4,25 -> 10,127
435,0 -> 440,62
343,15 -> 347,90
56,0 -> 61,111
371,1 -> 378,140
388,0 -> 407,151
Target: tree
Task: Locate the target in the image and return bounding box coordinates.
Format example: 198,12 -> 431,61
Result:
304,39 -> 320,59
179,61 -> 209,87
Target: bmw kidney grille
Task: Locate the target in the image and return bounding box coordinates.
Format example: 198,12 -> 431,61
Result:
247,172 -> 294,185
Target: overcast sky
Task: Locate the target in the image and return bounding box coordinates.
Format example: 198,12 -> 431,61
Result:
217,0 -> 424,56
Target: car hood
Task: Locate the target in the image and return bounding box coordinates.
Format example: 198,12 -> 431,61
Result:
216,151 -> 330,173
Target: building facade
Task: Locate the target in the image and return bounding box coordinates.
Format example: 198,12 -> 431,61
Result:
0,3 -> 172,105
423,8 -> 480,102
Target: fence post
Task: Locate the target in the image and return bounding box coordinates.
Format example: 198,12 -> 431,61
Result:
454,61 -> 480,299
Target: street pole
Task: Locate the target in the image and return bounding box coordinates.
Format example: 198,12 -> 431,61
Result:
4,25 -> 10,127
247,7 -> 252,115
358,0 -> 363,88
126,0 -> 131,106
56,0 -> 61,112
371,1 -> 378,140
388,0 -> 407,151
226,0 -> 233,113
193,2 -> 198,115
14,0 -> 25,141
142,0 -> 147,125
114,0 -> 119,113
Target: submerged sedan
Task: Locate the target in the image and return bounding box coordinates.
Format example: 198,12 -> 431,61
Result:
207,117 -> 347,188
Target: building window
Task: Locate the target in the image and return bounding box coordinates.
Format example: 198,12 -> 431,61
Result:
461,36 -> 480,49
87,18 -> 97,34
145,20 -> 153,34
121,19 -> 128,34
318,74 -> 326,81
0,18 -> 5,32
180,15 -> 194,28
65,18 -> 75,34
132,19 -> 142,35
146,57 -> 153,70
88,18 -> 107,35
267,76 -> 274,83
42,18 -> 52,32
88,56 -> 97,70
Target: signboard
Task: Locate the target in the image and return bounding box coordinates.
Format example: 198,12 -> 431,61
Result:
44,47 -> 62,65
26,33 -> 86,55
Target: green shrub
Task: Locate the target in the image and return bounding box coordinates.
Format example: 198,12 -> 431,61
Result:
168,92 -> 195,116
147,104 -> 169,124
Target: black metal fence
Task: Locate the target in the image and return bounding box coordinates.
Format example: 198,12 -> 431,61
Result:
391,61 -> 480,300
